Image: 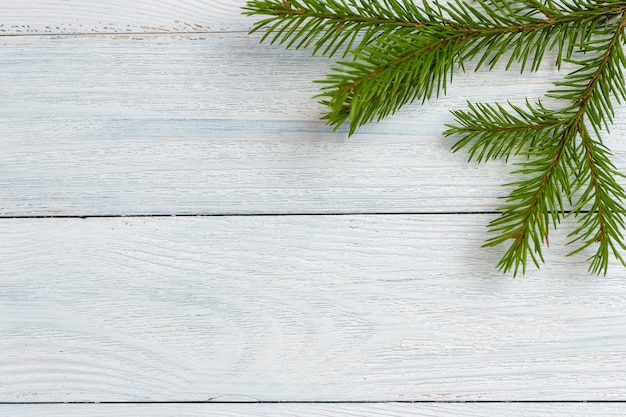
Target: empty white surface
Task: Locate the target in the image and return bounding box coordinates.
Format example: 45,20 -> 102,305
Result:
0,0 -> 252,34
2,216 -> 626,402
2,0 -> 626,414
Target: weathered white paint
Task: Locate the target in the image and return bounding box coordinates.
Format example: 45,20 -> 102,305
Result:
1,34 -> 625,216
2,0 -> 626,413
2,403 -> 626,417
1,216 -> 626,402
0,0 -> 253,34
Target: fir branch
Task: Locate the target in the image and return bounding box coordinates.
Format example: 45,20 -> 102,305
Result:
447,100 -> 564,162
449,8 -> 626,275
560,15 -> 626,273
242,0 -> 428,57
245,0 -> 626,133
244,0 -> 626,275
520,0 -> 559,18
570,124 -> 626,274
483,133 -> 573,275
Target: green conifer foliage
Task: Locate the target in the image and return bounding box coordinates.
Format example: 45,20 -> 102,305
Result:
243,0 -> 626,275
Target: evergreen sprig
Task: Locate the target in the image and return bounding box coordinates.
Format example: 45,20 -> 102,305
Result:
243,0 -> 626,275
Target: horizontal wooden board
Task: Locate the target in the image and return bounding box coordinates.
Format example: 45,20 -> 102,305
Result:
2,34 -> 626,216
3,403 -> 626,417
0,0 -> 253,34
2,215 -> 626,402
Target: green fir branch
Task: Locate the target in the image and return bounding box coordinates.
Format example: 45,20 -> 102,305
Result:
243,0 -> 626,275
445,13 -> 626,275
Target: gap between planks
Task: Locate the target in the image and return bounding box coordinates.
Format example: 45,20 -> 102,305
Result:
0,212 -> 501,219
3,400 -> 626,404
0,30 -> 250,38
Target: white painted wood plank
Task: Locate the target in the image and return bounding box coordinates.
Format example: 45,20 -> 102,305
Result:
2,215 -> 626,402
2,34 -> 625,216
3,403 -> 626,417
0,0 -> 253,34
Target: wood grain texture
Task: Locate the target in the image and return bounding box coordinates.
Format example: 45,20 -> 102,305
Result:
3,403 -> 626,417
0,0 -> 253,34
2,34 -> 626,216
2,216 -> 626,402
3,0 -> 626,412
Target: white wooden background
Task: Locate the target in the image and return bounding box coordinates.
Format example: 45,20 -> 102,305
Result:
2,1 -> 626,416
